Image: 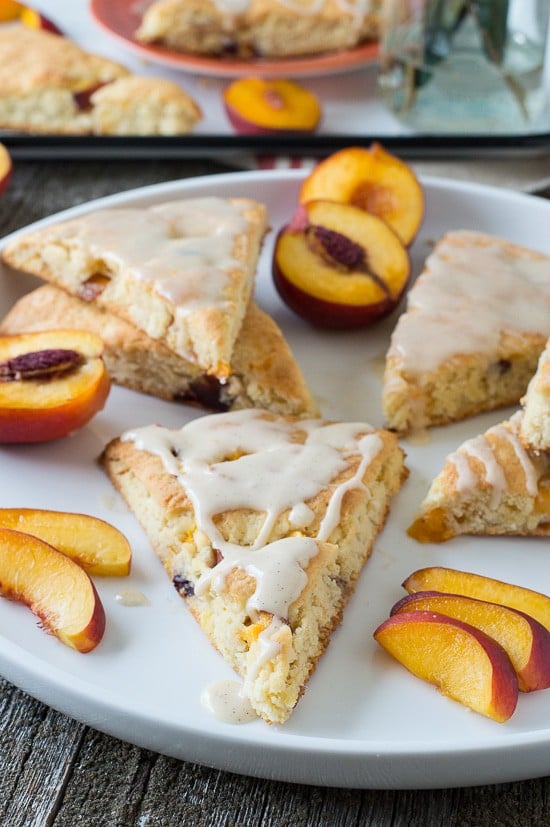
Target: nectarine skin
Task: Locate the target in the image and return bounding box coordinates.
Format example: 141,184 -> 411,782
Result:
374,610 -> 518,722
391,590 -> 550,692
403,567 -> 550,635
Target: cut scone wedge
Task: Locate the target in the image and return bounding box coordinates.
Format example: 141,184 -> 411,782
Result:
408,412 -> 550,543
383,231 -> 550,434
520,338 -> 550,453
101,409 -> 407,724
2,197 -> 269,379
0,285 -> 318,417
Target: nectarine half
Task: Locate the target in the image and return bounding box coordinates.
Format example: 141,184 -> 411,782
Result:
0,142 -> 12,196
272,199 -> 410,328
391,591 -> 550,692
299,144 -> 424,246
374,610 -> 518,722
0,329 -> 110,443
0,527 -> 105,652
223,78 -> 321,135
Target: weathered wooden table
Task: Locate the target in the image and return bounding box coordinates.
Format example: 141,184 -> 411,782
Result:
1,156 -> 550,827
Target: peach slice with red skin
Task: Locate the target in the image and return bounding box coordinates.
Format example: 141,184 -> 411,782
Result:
0,329 -> 110,443
403,567 -> 550,634
0,527 -> 105,652
0,509 -> 131,576
272,198 -> 410,328
374,610 -> 518,722
299,144 -> 424,246
0,1 -> 62,31
0,143 -> 12,196
391,591 -> 550,692
223,78 -> 321,135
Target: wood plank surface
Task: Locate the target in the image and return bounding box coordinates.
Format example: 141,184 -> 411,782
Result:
0,157 -> 549,827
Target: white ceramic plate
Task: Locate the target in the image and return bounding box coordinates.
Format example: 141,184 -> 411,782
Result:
1,170 -> 549,790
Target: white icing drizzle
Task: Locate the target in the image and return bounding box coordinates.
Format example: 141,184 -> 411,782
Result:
115,588 -> 150,607
289,502 -> 315,528
389,232 -> 550,376
455,435 -> 507,507
449,450 -> 478,493
201,680 -> 257,723
246,617 -> 285,685
59,197 -> 248,316
491,420 -> 539,497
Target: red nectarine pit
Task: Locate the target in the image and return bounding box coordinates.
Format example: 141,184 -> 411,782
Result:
307,225 -> 391,298
0,348 -> 83,381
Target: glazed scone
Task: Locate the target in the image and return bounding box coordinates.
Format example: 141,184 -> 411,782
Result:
408,412 -> 550,543
101,409 -> 407,723
90,76 -> 202,136
2,197 -> 269,379
520,338 -> 550,452
135,0 -> 381,59
383,231 -> 550,434
0,285 -> 318,416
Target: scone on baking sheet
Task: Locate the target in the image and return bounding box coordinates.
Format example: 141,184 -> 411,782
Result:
101,409 -> 407,723
0,285 -> 318,416
135,0 -> 381,59
520,338 -> 550,453
0,25 -> 201,135
2,197 -> 269,380
382,231 -> 550,434
408,412 -> 550,544
90,76 -> 202,136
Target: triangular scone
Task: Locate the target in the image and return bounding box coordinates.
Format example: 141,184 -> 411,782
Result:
382,231 -> 550,434
408,412 -> 550,543
0,285 -> 318,417
0,26 -> 201,136
2,197 -> 268,380
101,410 -> 407,723
521,338 -> 550,453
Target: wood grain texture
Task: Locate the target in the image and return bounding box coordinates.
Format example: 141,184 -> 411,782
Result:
1,157 -> 550,827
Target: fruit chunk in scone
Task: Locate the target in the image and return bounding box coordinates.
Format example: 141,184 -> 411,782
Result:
0,527 -> 106,652
0,329 -> 110,443
374,610 -> 518,722
272,199 -> 410,329
299,144 -> 424,246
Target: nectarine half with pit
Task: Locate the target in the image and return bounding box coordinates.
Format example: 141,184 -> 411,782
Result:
299,144 -> 424,246
374,610 -> 518,722
223,78 -> 321,135
0,509 -> 131,576
0,329 -> 110,443
272,199 -> 410,328
0,527 -> 105,652
403,567 -> 550,635
391,591 -> 550,692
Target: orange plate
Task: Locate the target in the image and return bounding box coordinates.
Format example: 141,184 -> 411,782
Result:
90,0 -> 380,79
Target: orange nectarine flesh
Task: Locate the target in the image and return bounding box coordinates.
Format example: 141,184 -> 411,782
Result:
0,143 -> 12,197
0,509 -> 131,577
391,591 -> 550,692
0,0 -> 24,21
403,567 -> 550,635
224,78 -> 321,134
299,144 -> 424,246
0,528 -> 106,652
20,6 -> 62,33
374,610 -> 518,722
0,329 -> 110,443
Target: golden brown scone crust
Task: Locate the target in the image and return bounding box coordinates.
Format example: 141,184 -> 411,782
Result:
521,338 -> 550,453
0,285 -> 318,416
2,198 -> 269,378
101,412 -> 406,722
136,0 -> 381,58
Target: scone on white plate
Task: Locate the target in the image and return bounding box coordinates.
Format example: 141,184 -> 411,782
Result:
101,409 -> 407,723
135,0 -> 381,59
2,197 -> 269,379
0,285 -> 318,417
382,231 -> 550,434
408,412 -> 550,543
521,338 -> 550,453
0,25 -> 201,135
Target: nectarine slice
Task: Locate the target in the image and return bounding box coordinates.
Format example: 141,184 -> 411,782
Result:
374,610 -> 518,722
0,329 -> 110,443
403,568 -> 550,635
391,591 -> 550,692
0,142 -> 12,196
273,199 -> 410,328
0,528 -> 105,652
299,144 -> 424,246
0,509 -> 131,576
223,78 -> 321,135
